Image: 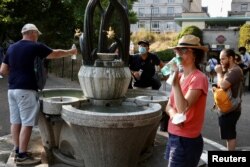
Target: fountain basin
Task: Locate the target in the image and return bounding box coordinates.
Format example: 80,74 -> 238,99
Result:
39,88 -> 84,99
61,102 -> 162,167
38,88 -> 169,167
43,96 -> 80,115
135,95 -> 169,159
135,95 -> 168,108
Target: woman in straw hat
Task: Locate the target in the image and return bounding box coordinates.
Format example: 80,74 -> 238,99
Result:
165,34 -> 209,167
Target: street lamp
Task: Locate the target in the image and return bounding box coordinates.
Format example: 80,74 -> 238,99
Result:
150,4 -> 153,32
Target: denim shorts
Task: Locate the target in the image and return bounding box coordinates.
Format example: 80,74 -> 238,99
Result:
8,89 -> 39,126
166,133 -> 203,167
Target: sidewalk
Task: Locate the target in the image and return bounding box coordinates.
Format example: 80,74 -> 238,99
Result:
0,74 -> 227,167
1,127 -> 225,167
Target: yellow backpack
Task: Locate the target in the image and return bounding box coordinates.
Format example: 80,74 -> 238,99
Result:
213,87 -> 241,114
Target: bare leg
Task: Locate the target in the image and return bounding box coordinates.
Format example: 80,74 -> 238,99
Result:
11,124 -> 21,148
19,126 -> 33,153
226,139 -> 236,151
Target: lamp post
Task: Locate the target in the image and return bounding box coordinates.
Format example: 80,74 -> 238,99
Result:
150,4 -> 153,32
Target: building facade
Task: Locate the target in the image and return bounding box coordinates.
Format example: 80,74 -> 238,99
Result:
130,0 -> 202,33
229,0 -> 250,16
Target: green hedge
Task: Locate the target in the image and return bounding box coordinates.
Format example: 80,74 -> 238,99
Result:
156,49 -> 175,62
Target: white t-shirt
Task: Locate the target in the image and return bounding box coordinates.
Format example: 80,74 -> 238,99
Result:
241,52 -> 250,67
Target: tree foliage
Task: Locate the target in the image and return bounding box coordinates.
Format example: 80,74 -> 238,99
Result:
239,23 -> 250,51
173,25 -> 203,46
0,0 -> 137,49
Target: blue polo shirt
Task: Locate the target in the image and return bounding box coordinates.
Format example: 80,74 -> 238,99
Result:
3,40 -> 53,90
129,52 -> 161,87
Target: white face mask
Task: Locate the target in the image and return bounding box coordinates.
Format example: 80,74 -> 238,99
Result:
139,46 -> 147,54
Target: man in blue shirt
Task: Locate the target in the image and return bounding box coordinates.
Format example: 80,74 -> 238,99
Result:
0,23 -> 77,166
129,40 -> 164,90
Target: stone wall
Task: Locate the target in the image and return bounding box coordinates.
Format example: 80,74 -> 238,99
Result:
203,29 -> 239,51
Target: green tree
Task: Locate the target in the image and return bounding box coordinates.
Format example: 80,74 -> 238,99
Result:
0,0 -> 138,49
239,23 -> 250,51
172,25 -> 203,46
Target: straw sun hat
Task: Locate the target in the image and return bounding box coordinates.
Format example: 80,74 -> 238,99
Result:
170,34 -> 208,52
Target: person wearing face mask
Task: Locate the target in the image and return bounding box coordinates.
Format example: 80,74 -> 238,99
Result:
128,40 -> 164,90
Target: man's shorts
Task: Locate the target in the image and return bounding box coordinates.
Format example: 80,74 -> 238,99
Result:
8,89 -> 39,126
219,110 -> 241,140
165,133 -> 203,167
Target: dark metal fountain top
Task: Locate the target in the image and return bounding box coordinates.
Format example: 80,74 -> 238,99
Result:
80,0 -> 130,66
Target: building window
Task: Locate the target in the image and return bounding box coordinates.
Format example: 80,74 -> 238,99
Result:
138,21 -> 145,28
167,0 -> 175,3
241,4 -> 248,11
152,7 -> 159,16
138,8 -> 144,16
167,7 -> 174,16
152,21 -> 159,29
153,0 -> 159,3
166,23 -> 173,30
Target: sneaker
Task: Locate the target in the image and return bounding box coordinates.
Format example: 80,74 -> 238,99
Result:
16,154 -> 41,166
11,149 -> 33,162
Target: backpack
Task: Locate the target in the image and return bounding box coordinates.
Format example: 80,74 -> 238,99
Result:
34,56 -> 47,91
213,86 -> 241,114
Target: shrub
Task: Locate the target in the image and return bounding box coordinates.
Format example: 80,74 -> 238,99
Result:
155,49 -> 175,62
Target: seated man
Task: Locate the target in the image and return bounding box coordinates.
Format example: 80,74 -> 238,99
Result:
129,40 -> 164,90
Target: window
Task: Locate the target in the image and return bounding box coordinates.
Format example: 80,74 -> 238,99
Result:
241,4 -> 248,11
138,21 -> 145,28
167,7 -> 174,16
152,7 -> 159,16
165,22 -> 175,31
167,0 -> 175,3
138,8 -> 144,16
153,0 -> 159,3
166,23 -> 172,29
151,21 -> 159,29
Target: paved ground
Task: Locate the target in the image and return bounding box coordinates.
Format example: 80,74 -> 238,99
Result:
0,74 -> 237,167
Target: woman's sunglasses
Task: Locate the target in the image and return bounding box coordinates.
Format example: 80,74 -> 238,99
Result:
174,48 -> 189,54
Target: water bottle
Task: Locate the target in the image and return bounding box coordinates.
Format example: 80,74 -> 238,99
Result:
71,44 -> 77,60
161,55 -> 182,76
161,63 -> 172,76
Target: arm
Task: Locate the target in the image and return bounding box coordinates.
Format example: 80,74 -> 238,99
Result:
46,48 -> 77,59
0,63 -> 9,76
172,71 -> 202,113
165,99 -> 177,119
215,65 -> 231,90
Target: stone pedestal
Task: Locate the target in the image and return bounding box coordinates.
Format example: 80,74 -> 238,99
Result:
62,103 -> 161,167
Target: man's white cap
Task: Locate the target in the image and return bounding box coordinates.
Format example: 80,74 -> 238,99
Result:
21,23 -> 42,35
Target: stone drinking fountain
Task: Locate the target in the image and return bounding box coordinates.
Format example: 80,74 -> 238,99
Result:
38,0 -> 168,167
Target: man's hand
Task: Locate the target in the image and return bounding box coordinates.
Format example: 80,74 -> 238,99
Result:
132,71 -> 141,80
214,64 -> 223,74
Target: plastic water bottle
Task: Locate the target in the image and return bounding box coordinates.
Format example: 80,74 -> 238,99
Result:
161,56 -> 182,76
71,44 -> 77,60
